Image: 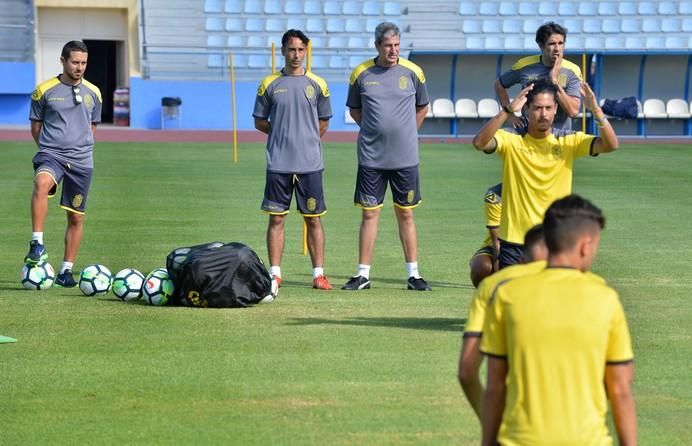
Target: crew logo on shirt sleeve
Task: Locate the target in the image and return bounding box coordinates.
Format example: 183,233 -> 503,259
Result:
398,76 -> 408,90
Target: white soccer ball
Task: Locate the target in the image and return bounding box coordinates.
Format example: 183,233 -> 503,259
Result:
20,261 -> 55,290
79,264 -> 113,296
112,268 -> 145,301
142,268 -> 174,306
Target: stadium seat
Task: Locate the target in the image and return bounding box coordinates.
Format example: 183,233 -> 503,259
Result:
309,36 -> 324,48
245,18 -> 264,32
306,18 -> 324,33
479,2 -> 499,15
323,1 -> 340,14
345,108 -> 356,124
348,55 -> 364,68
208,54 -> 224,68
683,18 -> 692,32
345,18 -> 363,33
225,18 -> 243,31
248,54 -> 270,69
265,18 -> 283,32
482,20 -> 502,34
624,36 -> 645,50
666,99 -> 690,119
204,0 -> 222,13
597,2 -> 617,15
264,0 -> 282,14
503,37 -> 523,50
267,35 -> 281,48
645,36 -> 665,49
329,55 -> 347,69
602,19 -> 620,33
661,19 -> 681,33
463,20 -> 482,34
231,54 -> 247,68
522,18 -> 542,34
455,98 -> 478,118
618,2 -> 638,15
304,0 -> 321,14
431,98 -> 455,118
604,37 -> 625,49
205,17 -> 224,32
518,1 -> 538,15
477,98 -> 500,118
362,1 -> 380,15
584,36 -> 603,50
583,19 -> 601,33
638,2 -> 657,15
224,0 -> 242,13
502,20 -> 521,33
566,35 -> 584,49
484,37 -> 503,50
499,2 -> 517,15
284,1 -> 302,14
348,36 -> 367,49
326,18 -> 345,32
328,36 -> 347,48
310,54 -> 328,69
247,36 -> 266,49
620,19 -> 641,33
365,18 -> 380,32
642,19 -> 661,33
383,2 -> 401,15
643,99 -> 667,119
577,2 -> 597,15
538,3 -> 557,15
681,1 -> 692,14
343,1 -> 361,15
559,2 -> 578,16
458,2 -> 478,15
286,18 -> 305,30
665,36 -> 686,49
244,1 -> 261,13
227,35 -> 244,47
207,35 -> 224,47
658,1 -> 677,14
465,36 -> 483,50
522,36 -> 536,50
563,18 -> 582,33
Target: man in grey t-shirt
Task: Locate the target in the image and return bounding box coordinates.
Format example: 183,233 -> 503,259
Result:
26,40 -> 102,288
253,29 -> 333,291
342,22 -> 431,292
494,22 -> 582,131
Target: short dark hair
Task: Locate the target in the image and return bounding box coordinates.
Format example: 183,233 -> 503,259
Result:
543,195 -> 606,254
375,22 -> 400,45
61,40 -> 88,60
282,29 -> 309,48
535,22 -> 567,47
522,224 -> 545,261
526,79 -> 558,105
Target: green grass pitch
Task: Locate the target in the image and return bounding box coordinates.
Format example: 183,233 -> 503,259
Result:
1,140 -> 691,445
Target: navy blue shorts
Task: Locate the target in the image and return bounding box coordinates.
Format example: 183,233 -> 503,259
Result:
261,170 -> 326,216
33,152 -> 93,214
498,239 -> 524,270
354,165 -> 421,209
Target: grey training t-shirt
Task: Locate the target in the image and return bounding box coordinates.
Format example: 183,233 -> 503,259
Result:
30,76 -> 102,169
499,55 -> 582,130
347,58 -> 429,170
253,70 -> 332,174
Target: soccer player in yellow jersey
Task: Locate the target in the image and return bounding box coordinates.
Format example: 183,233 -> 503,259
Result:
481,195 -> 636,446
459,224 -> 547,421
468,183 -> 502,288
473,78 -> 618,269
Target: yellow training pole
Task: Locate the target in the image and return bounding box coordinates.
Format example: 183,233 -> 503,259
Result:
301,41 -> 313,256
271,43 -> 276,73
230,50 -> 238,163
582,53 -> 587,133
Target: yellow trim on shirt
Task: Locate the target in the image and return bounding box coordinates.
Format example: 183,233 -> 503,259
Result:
257,72 -> 283,96
349,59 -> 376,85
305,71 -> 330,97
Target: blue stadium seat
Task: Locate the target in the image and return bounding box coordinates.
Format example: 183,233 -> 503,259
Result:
266,35 -> 281,48
618,2 -> 637,15
665,37 -> 686,49
559,2 -> 578,16
624,36 -> 645,50
458,2 -> 478,15
518,1 -> 538,16
638,2 -> 657,15
563,18 -> 582,33
231,54 -> 247,68
327,17 -> 345,32
479,2 -> 498,15
207,35 -> 225,47
329,55 -> 347,69
264,0 -> 282,14
597,2 -> 617,15
577,2 -> 596,15
304,0 -> 321,14
620,18 -> 640,33
286,18 -> 305,30
522,18 -> 542,34
681,1 -> 692,14
582,18 -> 601,34
328,36 -> 347,48
244,1 -> 261,14
348,37 -> 367,49
538,3 -> 558,16
309,36 -> 324,48
498,2 -> 517,16
223,0 -> 242,13
284,1 -> 302,14
366,19 -> 380,32
602,19 -> 620,33
204,0 -> 222,13
208,54 -> 224,68
345,18 -> 363,33
225,17 -> 243,31
482,20 -> 502,34
247,35 -> 266,48
465,36 -> 483,50
584,36 -> 603,50
463,20 -> 482,33
383,2 -> 401,15
323,1 -> 340,14
343,1 -> 361,15
642,18 -> 661,33
567,35 -> 584,49
205,18 -> 224,31
661,18 -> 681,33
484,37 -> 503,50
503,37 -> 523,50
309,54 -> 328,69
227,35 -> 244,47
248,54 -> 270,68
659,2 -> 677,14
265,18 -> 283,32
645,36 -> 664,49
683,18 -> 692,32
349,55 -> 363,68
523,36 -> 536,50
245,18 -> 264,32
362,1 -> 380,15
502,20 -> 521,34
306,18 -> 324,33
604,37 -> 625,50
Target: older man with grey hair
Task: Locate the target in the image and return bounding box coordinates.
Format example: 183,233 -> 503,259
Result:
342,22 -> 431,292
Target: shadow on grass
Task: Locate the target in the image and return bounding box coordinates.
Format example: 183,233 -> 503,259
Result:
283,274 -> 475,290
288,316 -> 465,332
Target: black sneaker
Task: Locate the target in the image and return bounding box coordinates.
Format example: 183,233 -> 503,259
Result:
407,276 -> 432,291
341,275 -> 371,290
24,240 -> 47,265
55,270 -> 77,288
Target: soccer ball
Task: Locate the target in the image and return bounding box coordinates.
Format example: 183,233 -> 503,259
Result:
20,261 -> 55,290
112,268 -> 145,301
142,268 -> 174,306
79,264 -> 113,296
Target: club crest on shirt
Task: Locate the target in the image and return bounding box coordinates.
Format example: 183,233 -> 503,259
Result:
557,73 -> 567,88
398,76 -> 408,90
551,145 -> 564,158
72,194 -> 84,208
84,94 -> 94,109
307,197 -> 317,211
304,85 -> 315,99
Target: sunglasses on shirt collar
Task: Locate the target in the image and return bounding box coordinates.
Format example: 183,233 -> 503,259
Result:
72,85 -> 83,105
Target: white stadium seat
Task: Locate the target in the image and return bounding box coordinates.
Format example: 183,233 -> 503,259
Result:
244,1 -> 261,13
618,2 -> 638,15
478,98 -> 500,118
538,3 -> 558,15
642,18 -> 662,33
499,2 -> 517,16
638,2 -> 658,15
458,2 -> 478,15
432,98 -> 456,118
598,2 -> 617,15
666,99 -> 691,119
455,99 -> 478,119
303,0 -> 321,14
578,2 -> 597,15
383,2 -> 401,15
264,0 -> 282,14
661,19 -> 681,33
625,36 -> 645,50
681,1 -> 692,14
224,0 -> 242,13
659,1 -> 677,14
621,19 -> 641,33
204,0 -> 222,13
559,2 -> 579,16
479,2 -> 499,15
643,99 -> 667,119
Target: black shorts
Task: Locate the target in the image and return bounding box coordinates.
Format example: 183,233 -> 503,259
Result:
261,171 -> 326,216
498,239 -> 524,270
33,152 -> 93,214
354,165 -> 421,209
469,245 -> 495,265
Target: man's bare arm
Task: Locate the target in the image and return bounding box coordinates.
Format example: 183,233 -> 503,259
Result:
605,362 -> 637,446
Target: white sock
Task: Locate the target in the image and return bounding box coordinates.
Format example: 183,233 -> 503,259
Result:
61,261 -> 74,274
312,267 -> 324,279
357,264 -> 371,279
406,262 -> 421,279
32,232 -> 44,244
270,266 -> 281,278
